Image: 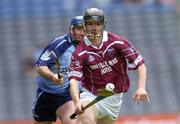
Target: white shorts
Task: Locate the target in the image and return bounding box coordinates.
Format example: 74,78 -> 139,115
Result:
80,89 -> 123,120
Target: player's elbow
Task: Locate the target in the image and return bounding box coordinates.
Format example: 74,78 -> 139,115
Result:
35,66 -> 40,73
35,66 -> 47,74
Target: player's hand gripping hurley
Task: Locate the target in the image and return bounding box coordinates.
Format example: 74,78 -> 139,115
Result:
51,50 -> 62,79
70,88 -> 114,119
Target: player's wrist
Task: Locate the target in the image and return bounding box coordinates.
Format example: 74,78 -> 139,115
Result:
137,87 -> 146,91
51,73 -> 58,82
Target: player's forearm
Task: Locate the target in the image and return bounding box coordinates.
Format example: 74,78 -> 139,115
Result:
70,79 -> 80,105
36,66 -> 55,81
136,63 -> 147,89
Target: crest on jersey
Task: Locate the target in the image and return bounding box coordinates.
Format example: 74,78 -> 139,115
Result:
88,55 -> 95,62
40,50 -> 51,61
108,48 -> 115,57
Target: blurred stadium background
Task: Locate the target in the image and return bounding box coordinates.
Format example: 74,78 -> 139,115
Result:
0,0 -> 180,124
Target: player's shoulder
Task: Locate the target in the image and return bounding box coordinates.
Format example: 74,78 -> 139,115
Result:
107,32 -> 130,44
108,32 -> 125,41
52,34 -> 69,43
73,41 -> 87,57
49,34 -> 71,46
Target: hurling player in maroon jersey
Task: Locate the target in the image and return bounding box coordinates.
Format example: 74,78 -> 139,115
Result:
69,8 -> 149,124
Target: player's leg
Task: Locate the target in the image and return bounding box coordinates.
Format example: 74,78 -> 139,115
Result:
97,116 -> 114,124
74,90 -> 99,124
33,120 -> 52,124
96,93 -> 123,124
77,102 -> 99,124
32,89 -> 58,124
56,100 -> 77,124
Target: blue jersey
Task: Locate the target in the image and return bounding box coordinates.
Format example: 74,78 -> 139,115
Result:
35,33 -> 81,96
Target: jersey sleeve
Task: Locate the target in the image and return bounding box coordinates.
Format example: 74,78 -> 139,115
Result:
35,38 -> 67,68
115,38 -> 144,70
69,50 -> 84,81
34,48 -> 54,67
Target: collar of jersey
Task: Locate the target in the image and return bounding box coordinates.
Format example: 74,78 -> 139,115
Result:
67,33 -> 73,43
84,31 -> 108,46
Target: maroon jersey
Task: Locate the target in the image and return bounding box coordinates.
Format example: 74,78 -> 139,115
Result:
69,31 -> 144,95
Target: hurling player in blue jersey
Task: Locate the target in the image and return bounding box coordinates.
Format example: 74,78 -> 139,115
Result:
32,16 -> 84,124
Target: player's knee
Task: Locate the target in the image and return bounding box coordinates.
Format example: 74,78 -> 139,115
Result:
77,119 -> 95,124
77,115 -> 96,124
61,119 -> 77,124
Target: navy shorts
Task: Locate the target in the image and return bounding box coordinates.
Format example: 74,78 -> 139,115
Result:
32,89 -> 72,122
